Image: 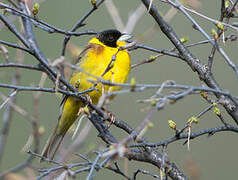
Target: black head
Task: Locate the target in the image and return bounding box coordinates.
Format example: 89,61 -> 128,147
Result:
96,29 -> 122,48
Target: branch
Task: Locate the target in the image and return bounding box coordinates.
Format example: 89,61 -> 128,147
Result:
0,83 -> 95,96
0,39 -> 32,53
165,0 -> 238,78
0,62 -> 42,71
0,14 -> 30,48
126,149 -> 187,180
0,2 -> 97,36
140,0 -> 238,125
88,80 -> 236,100
61,0 -> 105,56
87,109 -> 188,180
129,42 -> 181,58
130,125 -> 238,148
132,169 -> 159,179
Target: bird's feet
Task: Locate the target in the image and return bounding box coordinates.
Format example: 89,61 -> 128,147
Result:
102,108 -> 116,130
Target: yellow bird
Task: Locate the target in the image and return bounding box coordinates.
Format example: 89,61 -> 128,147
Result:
41,29 -> 131,160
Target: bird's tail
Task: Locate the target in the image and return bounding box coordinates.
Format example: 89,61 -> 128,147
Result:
40,96 -> 82,161
40,127 -> 66,161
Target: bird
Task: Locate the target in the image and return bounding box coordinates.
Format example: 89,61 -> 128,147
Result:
41,29 -> 131,160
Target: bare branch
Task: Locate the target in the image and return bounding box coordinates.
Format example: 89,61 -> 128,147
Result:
130,125 -> 238,148
61,0 -> 105,56
141,0 -> 238,125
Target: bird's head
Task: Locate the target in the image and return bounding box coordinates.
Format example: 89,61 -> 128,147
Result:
97,29 -> 131,48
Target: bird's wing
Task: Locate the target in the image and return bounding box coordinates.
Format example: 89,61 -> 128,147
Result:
58,43 -> 95,116
75,44 -> 93,65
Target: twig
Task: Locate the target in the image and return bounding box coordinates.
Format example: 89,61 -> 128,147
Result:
181,4 -> 238,32
86,151 -> 103,180
0,90 -> 18,110
61,0 -> 105,56
129,42 -> 181,59
28,150 -> 63,166
160,145 -> 167,180
0,2 -> 97,36
0,62 -> 42,71
165,0 -> 238,78
0,83 -> 95,95
207,46 -> 216,72
141,0 -> 238,125
0,39 -> 32,53
105,163 -> 130,180
87,80 -> 235,99
130,125 -> 238,148
133,169 -> 159,179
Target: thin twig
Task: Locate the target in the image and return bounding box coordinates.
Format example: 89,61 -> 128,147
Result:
61,0 -> 105,56
130,125 -> 238,148
0,90 -> 18,110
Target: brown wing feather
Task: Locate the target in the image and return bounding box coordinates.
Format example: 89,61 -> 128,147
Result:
75,44 -> 93,65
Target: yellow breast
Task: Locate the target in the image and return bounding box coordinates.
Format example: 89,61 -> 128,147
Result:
70,37 -> 131,104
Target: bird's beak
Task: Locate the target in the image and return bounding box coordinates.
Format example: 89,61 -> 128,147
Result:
118,33 -> 132,42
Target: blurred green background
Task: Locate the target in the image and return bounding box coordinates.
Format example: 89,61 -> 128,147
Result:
0,0 -> 238,179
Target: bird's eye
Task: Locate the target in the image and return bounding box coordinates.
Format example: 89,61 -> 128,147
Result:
108,35 -> 114,41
